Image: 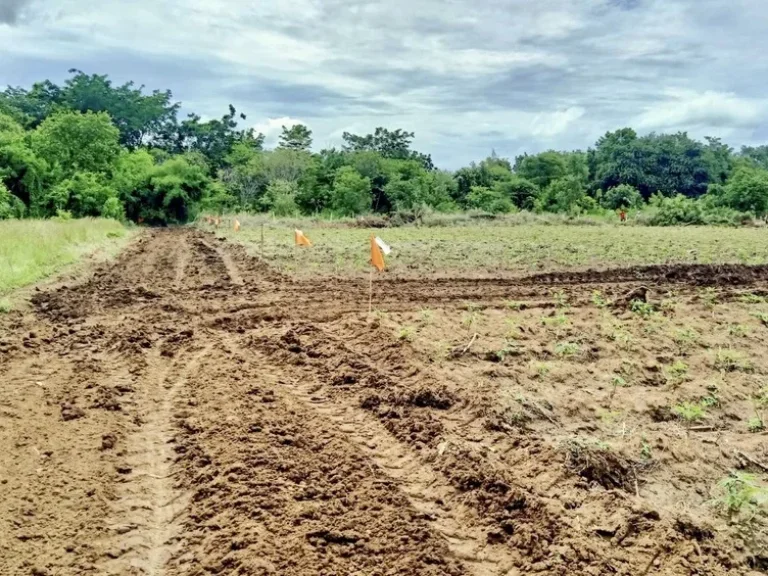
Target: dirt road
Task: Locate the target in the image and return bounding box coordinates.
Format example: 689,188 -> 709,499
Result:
1,228 -> 765,575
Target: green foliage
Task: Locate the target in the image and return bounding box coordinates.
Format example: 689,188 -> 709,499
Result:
465,185 -> 514,213
0,182 -> 25,219
31,111 -> 121,178
672,402 -> 706,423
49,172 -> 119,217
278,124 -> 313,151
261,179 -> 299,216
331,166 -> 371,216
712,472 -> 767,523
601,184 -> 643,210
536,175 -> 590,214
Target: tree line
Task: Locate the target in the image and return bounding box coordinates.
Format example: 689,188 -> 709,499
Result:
2,70 -> 768,225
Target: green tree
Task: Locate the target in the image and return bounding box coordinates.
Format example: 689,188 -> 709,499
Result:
493,176 -> 539,210
723,166 -> 768,217
515,151 -> 567,189
465,185 -> 514,213
342,127 -> 433,170
278,124 -> 313,151
538,176 -> 588,214
331,166 -> 371,216
261,179 -> 299,216
0,181 -> 25,219
31,111 -> 120,178
601,184 -> 643,210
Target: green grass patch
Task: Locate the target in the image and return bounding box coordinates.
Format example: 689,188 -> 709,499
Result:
0,218 -> 130,294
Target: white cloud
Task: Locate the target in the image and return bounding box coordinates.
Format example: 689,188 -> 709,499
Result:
530,107 -> 586,137
635,89 -> 766,131
254,117 -> 309,146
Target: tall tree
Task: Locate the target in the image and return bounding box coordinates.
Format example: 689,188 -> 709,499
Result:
278,124 -> 313,151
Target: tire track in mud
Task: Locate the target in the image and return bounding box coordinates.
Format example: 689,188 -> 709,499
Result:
281,368 -> 519,575
98,344 -> 208,575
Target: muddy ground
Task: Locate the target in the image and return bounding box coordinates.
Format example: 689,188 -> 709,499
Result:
1,228 -> 767,575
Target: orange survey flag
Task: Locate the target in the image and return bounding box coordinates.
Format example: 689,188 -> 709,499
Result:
295,229 -> 312,247
233,219 -> 241,232
370,234 -> 385,272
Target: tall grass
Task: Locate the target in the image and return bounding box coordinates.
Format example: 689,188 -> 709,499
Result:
0,218 -> 130,296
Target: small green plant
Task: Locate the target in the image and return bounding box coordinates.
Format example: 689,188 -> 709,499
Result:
714,349 -> 753,373
609,328 -> 633,351
673,402 -> 707,423
0,299 -> 11,314
740,293 -> 766,304
752,312 -> 768,327
700,394 -> 720,408
419,308 -> 434,324
541,313 -> 569,327
728,324 -> 750,338
461,311 -> 478,330
505,300 -> 523,311
756,386 -> 768,407
660,298 -> 677,315
665,360 -> 689,386
591,290 -> 609,309
494,339 -> 521,361
530,361 -> 551,378
700,287 -> 718,309
552,289 -> 569,309
747,416 -> 765,433
555,341 -> 580,357
640,437 -> 653,461
712,472 -> 768,523
397,326 -> 415,342
611,375 -> 628,388
672,327 -> 700,352
631,299 -> 655,318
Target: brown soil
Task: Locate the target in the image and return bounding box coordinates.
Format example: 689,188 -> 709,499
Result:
1,228 -> 766,576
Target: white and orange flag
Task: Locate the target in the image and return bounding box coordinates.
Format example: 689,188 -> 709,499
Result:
370,235 -> 390,272
295,229 -> 312,247
233,219 -> 241,232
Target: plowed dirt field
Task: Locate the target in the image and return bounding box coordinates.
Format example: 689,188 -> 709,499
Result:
1,228 -> 767,575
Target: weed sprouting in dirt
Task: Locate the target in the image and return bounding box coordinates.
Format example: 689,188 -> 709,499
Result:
631,299 -> 656,318
504,300 -> 524,311
740,293 -> 766,305
700,287 -> 719,310
554,341 -> 580,357
672,327 -> 701,353
0,298 -> 11,313
712,472 -> 768,524
728,324 -> 751,338
591,290 -> 610,309
418,308 -> 434,324
541,312 -> 569,328
714,349 -> 754,373
397,326 -> 416,342
665,360 -> 689,387
752,312 -> 768,327
747,416 -> 765,433
672,402 -> 707,424
561,437 -> 637,491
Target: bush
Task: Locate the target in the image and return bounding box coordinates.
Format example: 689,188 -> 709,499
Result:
331,166 -> 372,216
465,186 -> 515,213
601,184 -> 643,210
101,196 -> 126,221
0,182 -> 25,219
493,176 -> 539,210
261,179 -> 299,216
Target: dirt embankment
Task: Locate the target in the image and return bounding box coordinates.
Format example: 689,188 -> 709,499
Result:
1,228 -> 766,575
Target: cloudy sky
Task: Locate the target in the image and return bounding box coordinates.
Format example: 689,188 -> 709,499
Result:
1,0 -> 767,168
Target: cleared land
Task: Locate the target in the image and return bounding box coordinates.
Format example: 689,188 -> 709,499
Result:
0,225 -> 767,576
206,217 -> 768,277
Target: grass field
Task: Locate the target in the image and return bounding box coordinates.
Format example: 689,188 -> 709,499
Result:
0,218 -> 132,310
203,216 -> 768,277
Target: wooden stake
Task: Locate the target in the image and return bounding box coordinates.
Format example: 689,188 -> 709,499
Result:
369,268 -> 374,315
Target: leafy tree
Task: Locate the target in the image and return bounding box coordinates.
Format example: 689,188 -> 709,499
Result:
0,181 -> 25,219
0,80 -> 64,127
263,149 -> 312,183
31,111 -> 120,178
423,171 -> 458,211
740,145 -> 768,171
537,176 -> 588,214
601,184 -> 643,210
60,70 -> 180,148
261,179 -> 299,216
515,151 -> 568,189
102,196 -> 126,220
722,166 -> 768,217
493,176 -> 539,210
331,166 -> 371,216
278,124 -> 313,151
342,127 -> 433,170
58,172 -> 118,217
465,185 -> 514,213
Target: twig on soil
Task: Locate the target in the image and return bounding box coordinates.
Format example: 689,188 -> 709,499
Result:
688,425 -> 717,432
640,546 -> 665,575
734,450 -> 768,473
462,333 -> 478,355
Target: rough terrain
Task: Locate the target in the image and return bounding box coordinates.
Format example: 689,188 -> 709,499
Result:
1,228 -> 767,575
